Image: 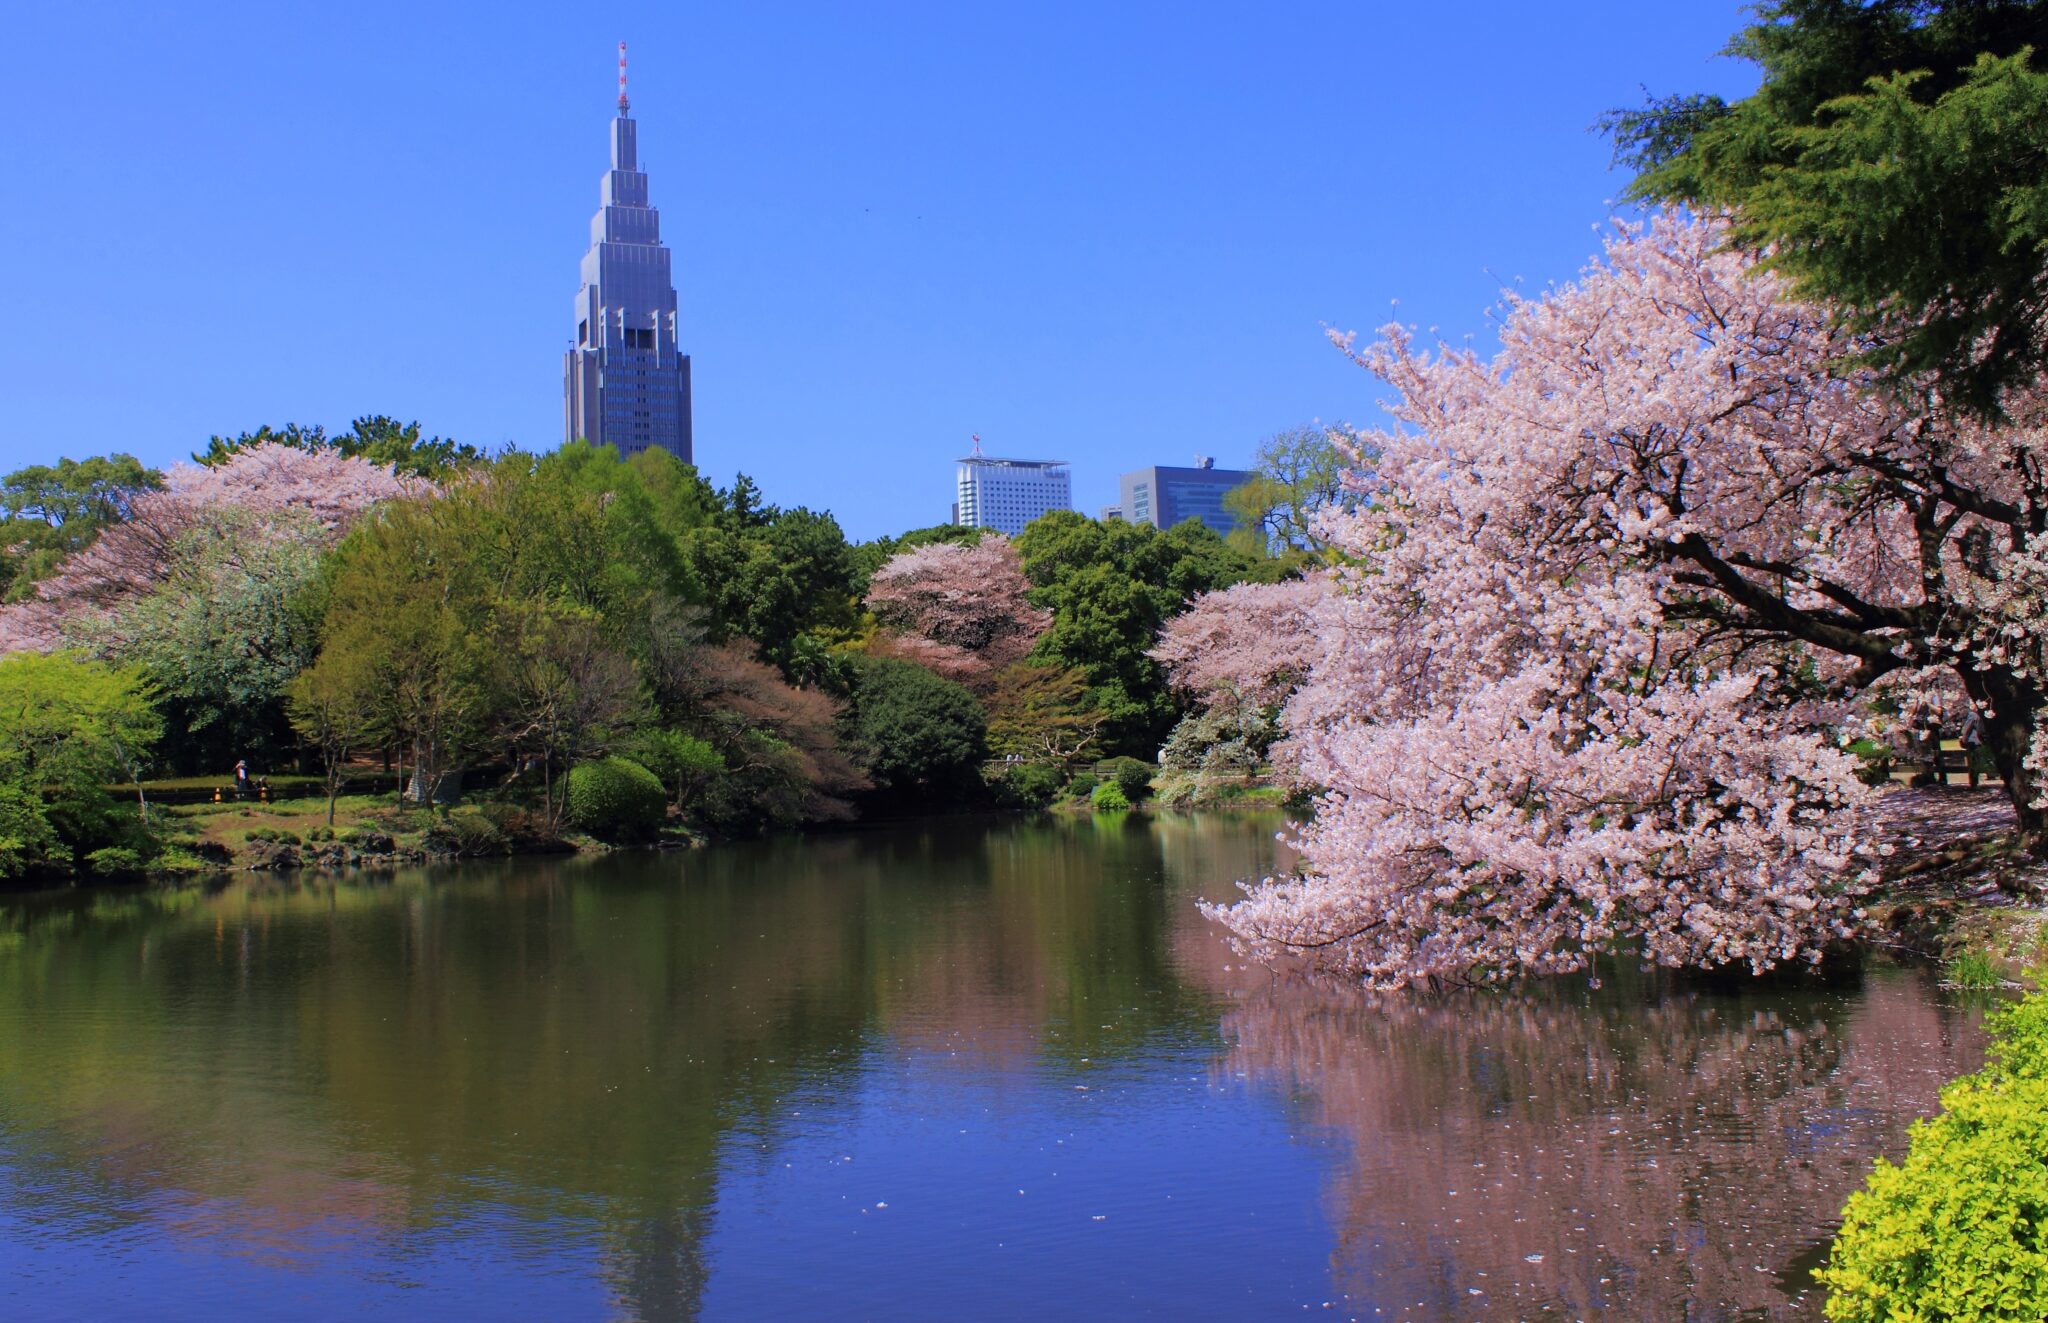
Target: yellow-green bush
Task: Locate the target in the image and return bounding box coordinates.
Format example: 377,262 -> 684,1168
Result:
1821,981 -> 2048,1321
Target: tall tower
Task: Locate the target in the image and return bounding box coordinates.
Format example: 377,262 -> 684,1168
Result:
564,43 -> 694,461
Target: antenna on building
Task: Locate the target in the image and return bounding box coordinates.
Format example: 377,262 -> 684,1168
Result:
617,41 -> 630,114
970,433 -> 983,457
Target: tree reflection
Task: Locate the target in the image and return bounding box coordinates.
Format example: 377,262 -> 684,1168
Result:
0,814 -> 1235,1320
1214,969 -> 1987,1320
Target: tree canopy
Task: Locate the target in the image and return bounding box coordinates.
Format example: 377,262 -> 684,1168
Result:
1608,0 -> 2048,414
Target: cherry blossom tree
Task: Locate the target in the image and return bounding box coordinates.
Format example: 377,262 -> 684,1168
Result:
864,536 -> 1050,690
1150,573 -> 1328,708
1208,213 -> 2048,987
0,443 -> 407,654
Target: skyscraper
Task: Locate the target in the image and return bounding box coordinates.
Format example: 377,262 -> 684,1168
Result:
953,453 -> 1071,536
564,44 -> 693,462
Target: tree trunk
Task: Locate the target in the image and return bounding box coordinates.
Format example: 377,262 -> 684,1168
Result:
1961,668 -> 2047,859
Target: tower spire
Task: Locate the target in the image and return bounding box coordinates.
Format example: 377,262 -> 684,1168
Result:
617,41 -> 629,115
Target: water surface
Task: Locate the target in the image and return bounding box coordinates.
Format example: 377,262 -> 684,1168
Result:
0,814 -> 1988,1320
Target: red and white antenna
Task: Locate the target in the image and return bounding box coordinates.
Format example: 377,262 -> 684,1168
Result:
970,433 -> 983,457
617,42 -> 630,113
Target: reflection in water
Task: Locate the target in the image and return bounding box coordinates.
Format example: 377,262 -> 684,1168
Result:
1216,970 -> 1986,1320
0,813 -> 1991,1321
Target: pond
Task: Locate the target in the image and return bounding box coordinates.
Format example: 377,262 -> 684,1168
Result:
0,813 -> 1989,1321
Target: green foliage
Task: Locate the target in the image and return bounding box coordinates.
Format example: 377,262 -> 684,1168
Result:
0,652 -> 162,878
1090,781 -> 1132,812
1160,704 -> 1274,776
84,846 -> 146,876
632,729 -> 724,807
1222,423 -> 1361,563
984,662 -> 1105,765
1946,951 -> 2001,989
686,479 -> 860,674
566,757 -> 667,839
425,806 -> 507,856
1015,511 -> 1258,756
1609,1 -> 2048,413
1068,772 -> 1100,798
0,781 -> 61,881
996,762 -> 1066,808
193,417 -> 489,478
1821,978 -> 2048,1319
0,453 -> 161,600
1102,756 -> 1154,802
843,657 -> 986,799
78,508 -> 328,769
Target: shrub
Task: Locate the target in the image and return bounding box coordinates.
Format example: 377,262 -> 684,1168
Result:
85,846 -> 146,876
999,762 -> 1065,808
566,757 -> 666,839
1820,981 -> 2048,1320
1091,781 -> 1131,812
1068,773 -> 1100,799
844,657 -> 987,797
1102,756 -> 1154,802
425,806 -> 507,856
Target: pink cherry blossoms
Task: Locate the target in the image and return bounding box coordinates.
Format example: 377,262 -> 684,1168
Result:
1151,573 -> 1328,708
0,443 -> 408,654
1206,212 -> 2048,986
865,536 -> 1050,690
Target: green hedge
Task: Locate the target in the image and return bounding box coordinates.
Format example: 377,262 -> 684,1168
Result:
1820,978 -> 2048,1321
567,757 -> 667,839
1101,756 -> 1154,802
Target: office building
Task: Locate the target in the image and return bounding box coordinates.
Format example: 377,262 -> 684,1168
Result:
954,455 -> 1071,536
1115,456 -> 1253,536
563,45 -> 693,461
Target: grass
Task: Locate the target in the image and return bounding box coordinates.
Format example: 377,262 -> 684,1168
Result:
1945,950 -> 2002,990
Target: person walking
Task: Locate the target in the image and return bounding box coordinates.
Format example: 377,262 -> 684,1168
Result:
234,759 -> 249,801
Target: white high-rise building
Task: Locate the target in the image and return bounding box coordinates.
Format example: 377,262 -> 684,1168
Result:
953,455 -> 1071,536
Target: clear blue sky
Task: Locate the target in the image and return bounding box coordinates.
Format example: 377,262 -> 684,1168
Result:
0,2 -> 1754,541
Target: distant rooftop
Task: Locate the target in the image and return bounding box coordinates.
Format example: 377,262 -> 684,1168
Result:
955,456 -> 1069,469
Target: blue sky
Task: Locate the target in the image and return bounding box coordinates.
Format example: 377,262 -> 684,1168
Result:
0,2 -> 1755,540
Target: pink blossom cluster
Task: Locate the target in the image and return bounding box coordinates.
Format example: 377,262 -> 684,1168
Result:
864,536 -> 1050,688
1204,215 -> 1970,985
0,443 -> 408,654
1151,574 -> 1328,707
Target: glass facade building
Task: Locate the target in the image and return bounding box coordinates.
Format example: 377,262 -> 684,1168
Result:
563,77 -> 693,462
1115,460 -> 1253,537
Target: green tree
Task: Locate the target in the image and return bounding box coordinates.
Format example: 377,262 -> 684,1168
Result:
0,454 -> 162,600
72,508 -> 327,770
686,480 -> 860,675
0,652 -> 161,878
1222,424 -> 1359,560
498,603 -> 647,833
285,651 -> 379,825
842,657 -> 987,801
1607,0 -> 2048,414
631,729 -> 725,812
1015,511 -> 1257,755
193,417 -> 490,478
984,662 -> 1107,765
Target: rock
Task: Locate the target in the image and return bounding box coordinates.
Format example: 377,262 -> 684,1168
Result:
245,841 -> 301,872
